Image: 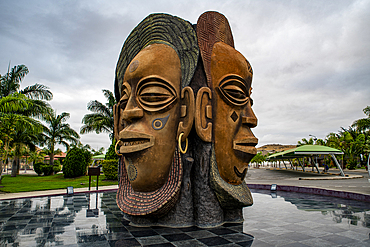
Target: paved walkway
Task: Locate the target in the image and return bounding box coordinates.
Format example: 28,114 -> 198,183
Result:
246,167 -> 370,196
0,168 -> 369,201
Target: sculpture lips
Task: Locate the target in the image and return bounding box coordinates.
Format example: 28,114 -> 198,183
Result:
233,137 -> 258,155
119,131 -> 155,153
234,166 -> 247,179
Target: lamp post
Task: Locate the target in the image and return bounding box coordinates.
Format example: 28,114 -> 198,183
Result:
309,134 -> 318,172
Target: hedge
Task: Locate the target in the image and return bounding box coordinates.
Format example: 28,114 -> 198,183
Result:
102,159 -> 118,180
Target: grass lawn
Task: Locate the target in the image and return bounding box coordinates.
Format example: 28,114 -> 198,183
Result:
0,173 -> 118,193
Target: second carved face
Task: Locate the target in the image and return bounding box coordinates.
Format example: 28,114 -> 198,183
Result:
196,41 -> 258,185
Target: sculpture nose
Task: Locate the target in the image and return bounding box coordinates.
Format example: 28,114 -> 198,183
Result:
122,107 -> 144,122
242,116 -> 257,128
121,95 -> 144,122
242,104 -> 257,128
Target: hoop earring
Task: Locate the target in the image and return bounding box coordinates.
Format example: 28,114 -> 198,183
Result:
115,140 -> 123,156
178,132 -> 188,154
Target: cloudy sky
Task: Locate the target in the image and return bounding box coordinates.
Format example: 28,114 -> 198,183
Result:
1,0 -> 369,151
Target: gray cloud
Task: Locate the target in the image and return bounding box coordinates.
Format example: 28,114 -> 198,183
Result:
1,0 -> 369,150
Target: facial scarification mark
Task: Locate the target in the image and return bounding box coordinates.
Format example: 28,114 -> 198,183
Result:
234,166 -> 247,180
154,120 -> 162,128
127,157 -> 137,181
152,114 -> 170,130
129,60 -> 139,73
230,111 -> 238,122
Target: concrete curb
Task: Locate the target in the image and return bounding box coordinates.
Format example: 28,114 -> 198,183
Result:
299,175 -> 363,180
0,185 -> 118,201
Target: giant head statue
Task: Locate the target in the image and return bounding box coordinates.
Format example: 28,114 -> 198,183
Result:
195,11 -> 258,208
113,13 -> 198,216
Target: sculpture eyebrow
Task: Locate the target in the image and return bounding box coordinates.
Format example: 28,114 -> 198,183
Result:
121,82 -> 131,96
136,76 -> 177,95
219,75 -> 248,89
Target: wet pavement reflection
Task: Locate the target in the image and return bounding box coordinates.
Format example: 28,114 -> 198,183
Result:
244,189 -> 370,246
0,192 -> 252,246
0,190 -> 369,246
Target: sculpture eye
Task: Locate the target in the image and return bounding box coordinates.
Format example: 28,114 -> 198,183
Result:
219,76 -> 249,106
223,85 -> 246,100
137,77 -> 177,111
119,84 -> 131,110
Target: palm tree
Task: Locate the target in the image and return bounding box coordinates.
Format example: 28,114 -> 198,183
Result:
9,123 -> 42,177
0,93 -> 45,179
80,89 -> 116,140
352,106 -> 370,132
0,64 -> 29,97
0,64 -> 52,100
41,111 -> 79,166
28,149 -> 45,166
1,64 -> 53,121
0,64 -> 53,178
297,138 -> 314,146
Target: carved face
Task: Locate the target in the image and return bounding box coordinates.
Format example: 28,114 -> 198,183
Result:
211,42 -> 258,185
115,43 -> 182,192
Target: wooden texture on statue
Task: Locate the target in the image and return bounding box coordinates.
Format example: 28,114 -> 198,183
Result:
113,11 -> 258,227
113,13 -> 198,217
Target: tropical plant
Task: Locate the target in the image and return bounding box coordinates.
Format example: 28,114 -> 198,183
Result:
0,64 -> 29,97
0,64 -> 52,100
33,162 -> 55,176
0,64 -> 53,178
250,152 -> 266,167
33,162 -> 44,176
0,64 -> 52,121
53,159 -> 62,174
92,147 -> 105,156
297,138 -> 314,146
105,139 -> 119,161
352,106 -> 370,132
40,111 -> 79,166
63,147 -> 91,178
80,89 -> 116,140
41,164 -> 54,176
7,115 -> 44,177
28,150 -> 45,166
102,160 -> 118,180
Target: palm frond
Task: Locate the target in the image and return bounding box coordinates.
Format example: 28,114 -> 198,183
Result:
20,83 -> 53,101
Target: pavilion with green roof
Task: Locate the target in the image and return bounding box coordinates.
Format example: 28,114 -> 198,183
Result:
267,145 -> 345,176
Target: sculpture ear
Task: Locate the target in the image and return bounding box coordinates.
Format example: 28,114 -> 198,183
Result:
195,87 -> 212,142
177,87 -> 195,141
113,104 -> 120,141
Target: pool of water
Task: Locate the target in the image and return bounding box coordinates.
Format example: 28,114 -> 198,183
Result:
0,190 -> 369,246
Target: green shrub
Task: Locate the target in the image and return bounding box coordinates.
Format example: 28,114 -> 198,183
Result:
346,159 -> 357,170
53,159 -> 61,173
63,147 -> 90,178
33,162 -> 43,176
102,159 -> 118,180
83,149 -> 93,167
41,165 -> 54,176
105,139 -> 119,160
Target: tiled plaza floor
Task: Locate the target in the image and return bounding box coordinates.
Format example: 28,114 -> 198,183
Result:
0,192 -> 253,247
0,189 -> 369,246
244,190 -> 370,247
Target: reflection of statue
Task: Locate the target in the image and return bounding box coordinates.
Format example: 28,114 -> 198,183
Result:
113,11 -> 258,227
113,13 -> 198,217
